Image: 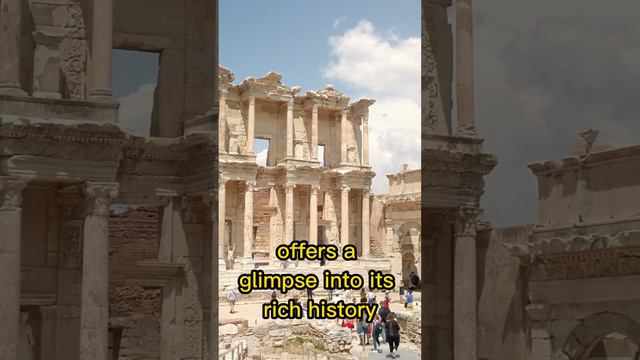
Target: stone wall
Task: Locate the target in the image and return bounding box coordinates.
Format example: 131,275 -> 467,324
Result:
107,206 -> 163,359
109,285 -> 162,360
109,205 -> 160,262
476,226 -> 532,360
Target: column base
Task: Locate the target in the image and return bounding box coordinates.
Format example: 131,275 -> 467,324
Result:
0,86 -> 26,97
89,88 -> 116,103
455,126 -> 477,137
240,258 -> 254,269
33,90 -> 62,99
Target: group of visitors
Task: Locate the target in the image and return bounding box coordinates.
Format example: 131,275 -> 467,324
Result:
227,272 -> 418,358
351,290 -> 402,357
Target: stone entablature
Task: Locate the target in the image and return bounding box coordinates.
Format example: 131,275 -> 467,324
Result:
219,66 -> 374,169
1,117 -> 216,200
529,143 -> 640,228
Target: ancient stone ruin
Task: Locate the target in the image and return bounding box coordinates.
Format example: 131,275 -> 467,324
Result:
0,0 -> 218,359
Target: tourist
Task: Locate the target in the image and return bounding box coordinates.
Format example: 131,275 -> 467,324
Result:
371,314 -> 383,353
227,244 -> 235,270
356,317 -> 367,347
410,272 -> 420,291
378,300 -> 390,344
359,288 -> 367,303
228,288 -> 239,313
405,290 -> 414,309
271,290 -> 277,301
360,298 -> 371,345
342,318 -> 355,330
366,288 -> 376,305
307,288 -> 313,300
386,312 -> 402,358
383,291 -> 391,308
399,279 -> 405,301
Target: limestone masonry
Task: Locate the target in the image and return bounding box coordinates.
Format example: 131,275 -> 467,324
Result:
0,0 -> 218,359
424,0 -> 640,359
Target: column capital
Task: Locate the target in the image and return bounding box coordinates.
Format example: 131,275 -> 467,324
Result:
246,180 -> 256,192
454,206 -> 482,236
310,184 -> 321,193
83,182 -> 119,217
341,185 -> 351,194
219,175 -> 229,186
285,183 -> 296,192
287,97 -> 295,107
341,109 -> 349,116
248,95 -> 256,103
362,187 -> 372,197
0,177 -> 28,210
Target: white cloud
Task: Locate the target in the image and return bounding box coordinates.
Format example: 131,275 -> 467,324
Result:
256,148 -> 268,166
117,83 -> 155,136
333,16 -> 346,29
324,20 -> 420,195
324,20 -> 420,101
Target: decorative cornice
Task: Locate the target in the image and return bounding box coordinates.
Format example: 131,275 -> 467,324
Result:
505,230 -> 640,259
382,193 -> 420,205
423,148 -> 496,176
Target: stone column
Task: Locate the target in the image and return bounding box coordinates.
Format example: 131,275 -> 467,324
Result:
219,90 -> 227,151
242,181 -> 255,266
268,184 -> 278,262
362,113 -> 369,166
205,188 -> 219,360
0,0 -> 26,95
311,102 -> 319,161
340,186 -> 350,246
340,110 -> 348,164
453,206 -> 480,360
246,96 -> 255,154
456,0 -> 475,134
361,188 -> 370,256
218,177 -> 227,270
89,0 -> 114,100
286,98 -> 294,158
284,183 -> 296,244
80,182 -> 118,360
0,177 -> 27,360
309,185 -> 319,245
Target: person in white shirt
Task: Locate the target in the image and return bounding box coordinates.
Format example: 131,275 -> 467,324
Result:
228,288 -> 239,313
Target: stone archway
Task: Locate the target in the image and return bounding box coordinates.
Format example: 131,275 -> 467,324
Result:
394,221 -> 421,249
558,312 -> 640,360
396,222 -> 421,287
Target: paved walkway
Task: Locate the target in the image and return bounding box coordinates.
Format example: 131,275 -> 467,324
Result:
352,344 -> 420,360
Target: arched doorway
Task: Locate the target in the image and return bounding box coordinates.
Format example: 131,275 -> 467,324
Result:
558,312 -> 640,360
584,332 -> 640,360
397,223 -> 421,287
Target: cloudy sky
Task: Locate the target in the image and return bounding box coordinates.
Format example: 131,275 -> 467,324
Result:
473,0 -> 640,226
111,1 -> 640,226
219,0 -> 420,195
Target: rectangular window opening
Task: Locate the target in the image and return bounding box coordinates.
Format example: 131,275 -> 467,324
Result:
318,144 -> 326,167
111,49 -> 160,137
255,138 -> 270,166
